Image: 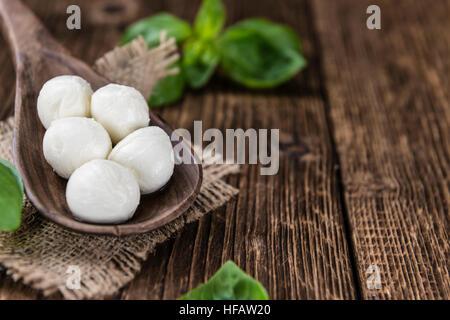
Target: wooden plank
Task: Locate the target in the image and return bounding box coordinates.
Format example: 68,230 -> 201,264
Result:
0,0 -> 357,299
312,0 -> 450,299
0,271 -> 39,299
0,48 -> 14,120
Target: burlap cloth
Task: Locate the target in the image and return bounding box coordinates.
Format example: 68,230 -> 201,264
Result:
0,36 -> 239,299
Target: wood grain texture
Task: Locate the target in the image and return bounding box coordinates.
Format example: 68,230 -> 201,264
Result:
0,0 -> 202,236
0,271 -> 40,300
312,0 -> 449,299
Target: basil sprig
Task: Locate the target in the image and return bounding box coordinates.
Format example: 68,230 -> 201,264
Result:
0,159 -> 23,231
180,261 -> 269,300
181,0 -> 224,88
121,0 -> 306,107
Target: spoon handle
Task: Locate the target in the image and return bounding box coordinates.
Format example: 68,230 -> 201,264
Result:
0,0 -> 64,70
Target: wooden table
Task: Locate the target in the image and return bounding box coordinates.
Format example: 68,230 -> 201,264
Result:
0,0 -> 448,300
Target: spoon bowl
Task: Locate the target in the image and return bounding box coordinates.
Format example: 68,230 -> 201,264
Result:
0,0 -> 202,235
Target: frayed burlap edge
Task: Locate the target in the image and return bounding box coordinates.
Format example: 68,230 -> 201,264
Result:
0,36 -> 240,299
93,34 -> 179,99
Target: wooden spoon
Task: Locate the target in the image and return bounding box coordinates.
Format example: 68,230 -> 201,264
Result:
0,0 -> 202,235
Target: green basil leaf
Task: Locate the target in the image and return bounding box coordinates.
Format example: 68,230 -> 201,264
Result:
120,13 -> 192,47
180,261 -> 269,300
233,18 -> 302,52
0,159 -> 23,232
148,61 -> 186,107
183,38 -> 220,88
218,19 -> 307,88
194,0 -> 226,39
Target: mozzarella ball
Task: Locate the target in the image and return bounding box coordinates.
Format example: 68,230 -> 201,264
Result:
108,126 -> 174,194
37,75 -> 93,129
66,160 -> 140,224
43,117 -> 112,179
91,84 -> 150,144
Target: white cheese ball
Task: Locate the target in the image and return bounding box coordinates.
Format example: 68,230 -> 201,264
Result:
91,84 -> 150,144
108,126 -> 174,194
37,75 -> 93,129
43,117 -> 112,179
66,159 -> 140,224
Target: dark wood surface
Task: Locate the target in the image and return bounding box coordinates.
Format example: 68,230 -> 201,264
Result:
0,0 -> 202,236
312,0 -> 450,299
0,0 -> 448,299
